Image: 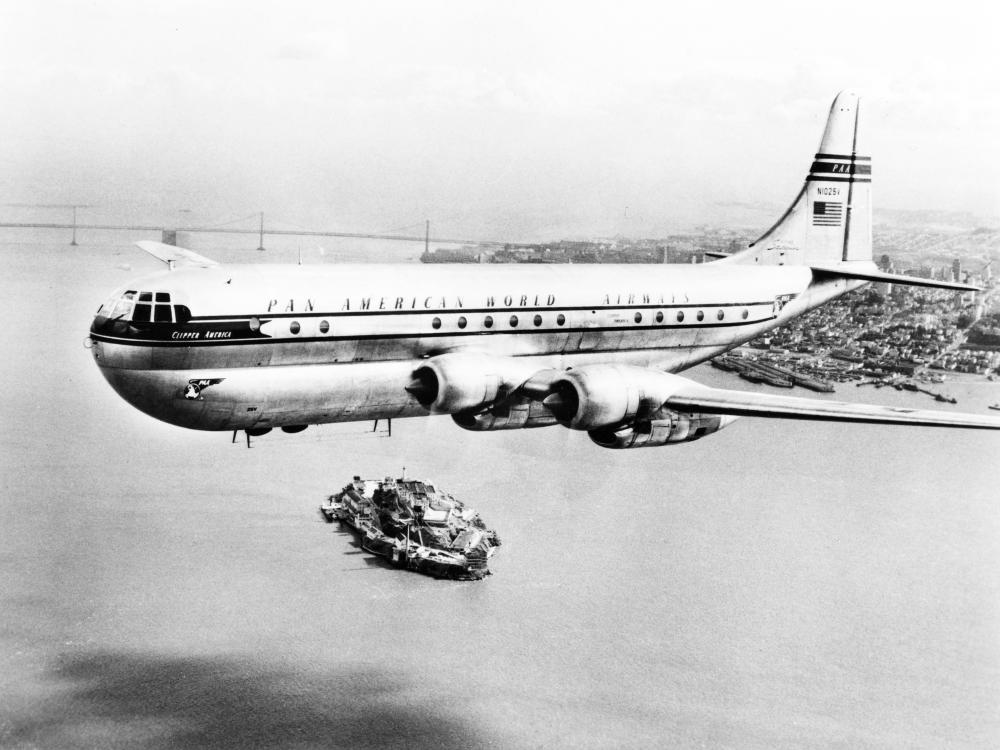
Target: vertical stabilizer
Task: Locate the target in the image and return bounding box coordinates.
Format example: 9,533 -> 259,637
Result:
726,91 -> 872,266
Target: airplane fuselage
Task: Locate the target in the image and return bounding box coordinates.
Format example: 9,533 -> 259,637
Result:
88,262 -> 858,432
87,92 -> 1000,440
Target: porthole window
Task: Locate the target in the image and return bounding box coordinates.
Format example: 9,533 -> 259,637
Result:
741,309 -> 749,320
290,321 -> 301,334
319,319 -> 330,334
509,315 -> 519,327
676,310 -> 685,322
248,316 -> 260,332
696,310 -> 704,322
431,317 -> 442,330
457,316 -> 467,329
717,309 -> 725,321
484,315 -> 494,329
556,314 -> 566,326
634,312 -> 642,324
655,311 -> 663,323
533,314 -> 542,327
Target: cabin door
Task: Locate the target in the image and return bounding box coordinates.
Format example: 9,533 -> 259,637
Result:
576,310 -> 602,351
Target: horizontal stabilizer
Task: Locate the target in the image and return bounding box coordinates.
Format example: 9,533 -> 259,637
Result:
136,241 -> 219,268
810,263 -> 980,292
666,384 -> 1000,430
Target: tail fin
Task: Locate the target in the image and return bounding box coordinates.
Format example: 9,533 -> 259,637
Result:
725,91 -> 871,266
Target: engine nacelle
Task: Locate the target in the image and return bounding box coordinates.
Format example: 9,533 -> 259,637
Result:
543,364 -> 686,431
407,352 -> 508,414
588,412 -> 737,449
453,398 -> 559,431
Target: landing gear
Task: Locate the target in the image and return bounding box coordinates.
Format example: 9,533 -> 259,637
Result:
231,426 -> 273,447
232,429 -> 253,448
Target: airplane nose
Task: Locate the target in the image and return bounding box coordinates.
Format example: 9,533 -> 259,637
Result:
90,312 -> 127,337
90,314 -> 107,336
88,310 -> 152,370
87,324 -> 105,366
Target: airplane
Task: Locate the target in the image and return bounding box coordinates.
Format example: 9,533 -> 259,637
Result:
87,91 -> 1000,448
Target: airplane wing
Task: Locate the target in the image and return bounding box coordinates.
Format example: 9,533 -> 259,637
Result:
664,381 -> 1000,430
422,355 -> 1000,433
135,241 -> 219,268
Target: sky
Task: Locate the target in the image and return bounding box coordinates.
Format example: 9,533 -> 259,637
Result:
1,1 -> 998,240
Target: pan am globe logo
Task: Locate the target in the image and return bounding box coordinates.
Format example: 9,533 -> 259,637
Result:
183,378 -> 225,400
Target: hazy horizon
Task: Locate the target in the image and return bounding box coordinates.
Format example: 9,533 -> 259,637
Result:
2,2 -> 998,240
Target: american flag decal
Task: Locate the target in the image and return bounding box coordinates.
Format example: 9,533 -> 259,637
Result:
812,201 -> 843,227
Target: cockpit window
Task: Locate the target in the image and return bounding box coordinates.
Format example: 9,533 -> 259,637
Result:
97,294 -> 118,316
132,303 -> 152,323
127,291 -> 175,323
102,290 -> 178,324
109,291 -> 136,319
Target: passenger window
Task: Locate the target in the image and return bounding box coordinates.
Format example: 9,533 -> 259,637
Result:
457,316 -> 467,329
319,320 -> 330,334
248,316 -> 260,332
716,309 -> 725,321
634,312 -> 642,323
676,310 -> 684,322
556,314 -> 566,326
509,315 -> 518,327
655,311 -> 663,323
290,321 -> 301,334
741,309 -> 749,320
432,317 -> 442,330
533,314 -> 542,327
132,303 -> 152,323
484,315 -> 494,329
696,310 -> 704,322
